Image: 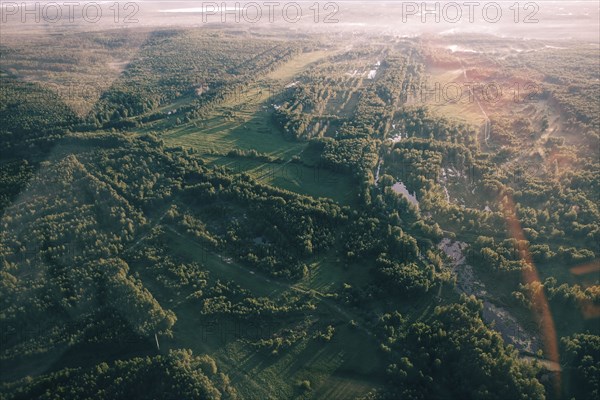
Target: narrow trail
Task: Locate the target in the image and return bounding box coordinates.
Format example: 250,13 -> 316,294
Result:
123,206 -> 172,255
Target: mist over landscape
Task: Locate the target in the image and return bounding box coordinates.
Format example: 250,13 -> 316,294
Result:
0,1 -> 598,399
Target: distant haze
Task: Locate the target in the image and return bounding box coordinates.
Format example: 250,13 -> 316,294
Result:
1,1 -> 598,41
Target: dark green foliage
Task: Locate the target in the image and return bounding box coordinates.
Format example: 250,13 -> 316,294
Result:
378,297 -> 545,400
1,350 -> 237,400
0,28 -> 597,400
562,333 -> 600,400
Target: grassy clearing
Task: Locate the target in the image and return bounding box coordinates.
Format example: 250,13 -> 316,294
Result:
301,257 -> 372,295
428,101 -> 487,127
420,66 -> 487,126
161,85 -> 305,158
266,50 -> 331,82
162,320 -> 383,400
208,156 -> 357,206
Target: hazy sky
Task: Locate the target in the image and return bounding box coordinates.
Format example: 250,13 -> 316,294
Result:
1,1 -> 598,41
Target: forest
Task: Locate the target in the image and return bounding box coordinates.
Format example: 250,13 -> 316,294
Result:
0,23 -> 598,400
